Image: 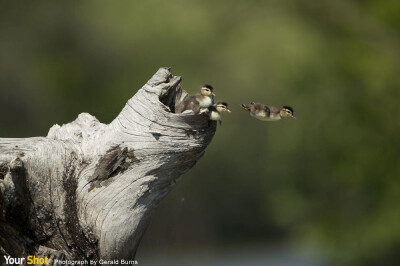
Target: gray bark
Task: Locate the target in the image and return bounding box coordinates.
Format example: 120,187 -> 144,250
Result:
0,68 -> 216,264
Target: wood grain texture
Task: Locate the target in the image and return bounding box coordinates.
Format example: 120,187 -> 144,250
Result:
0,68 -> 216,264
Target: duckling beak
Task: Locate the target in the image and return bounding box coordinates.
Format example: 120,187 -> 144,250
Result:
212,92 -> 216,97
226,108 -> 231,113
291,115 -> 296,119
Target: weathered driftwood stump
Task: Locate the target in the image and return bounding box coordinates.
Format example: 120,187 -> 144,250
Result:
0,68 -> 216,264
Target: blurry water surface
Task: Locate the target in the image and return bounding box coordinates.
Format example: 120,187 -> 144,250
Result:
139,245 -> 324,266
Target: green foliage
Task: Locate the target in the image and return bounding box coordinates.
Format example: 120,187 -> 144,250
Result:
1,1 -> 399,265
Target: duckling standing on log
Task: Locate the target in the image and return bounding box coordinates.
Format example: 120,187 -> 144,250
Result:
176,84 -> 215,114
241,102 -> 295,121
209,101 -> 231,125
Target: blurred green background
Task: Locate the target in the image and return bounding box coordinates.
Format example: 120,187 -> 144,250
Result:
1,1 -> 400,265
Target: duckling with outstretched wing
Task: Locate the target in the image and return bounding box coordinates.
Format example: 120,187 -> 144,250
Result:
241,102 -> 295,121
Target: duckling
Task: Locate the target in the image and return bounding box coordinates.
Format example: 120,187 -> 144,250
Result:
175,84 -> 215,114
241,102 -> 295,121
209,101 -> 231,125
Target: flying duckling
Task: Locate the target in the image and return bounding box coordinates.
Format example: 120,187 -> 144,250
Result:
209,101 -> 231,125
241,102 -> 295,121
175,84 -> 215,114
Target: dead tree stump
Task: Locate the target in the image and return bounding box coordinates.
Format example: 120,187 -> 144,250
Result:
0,68 -> 216,264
